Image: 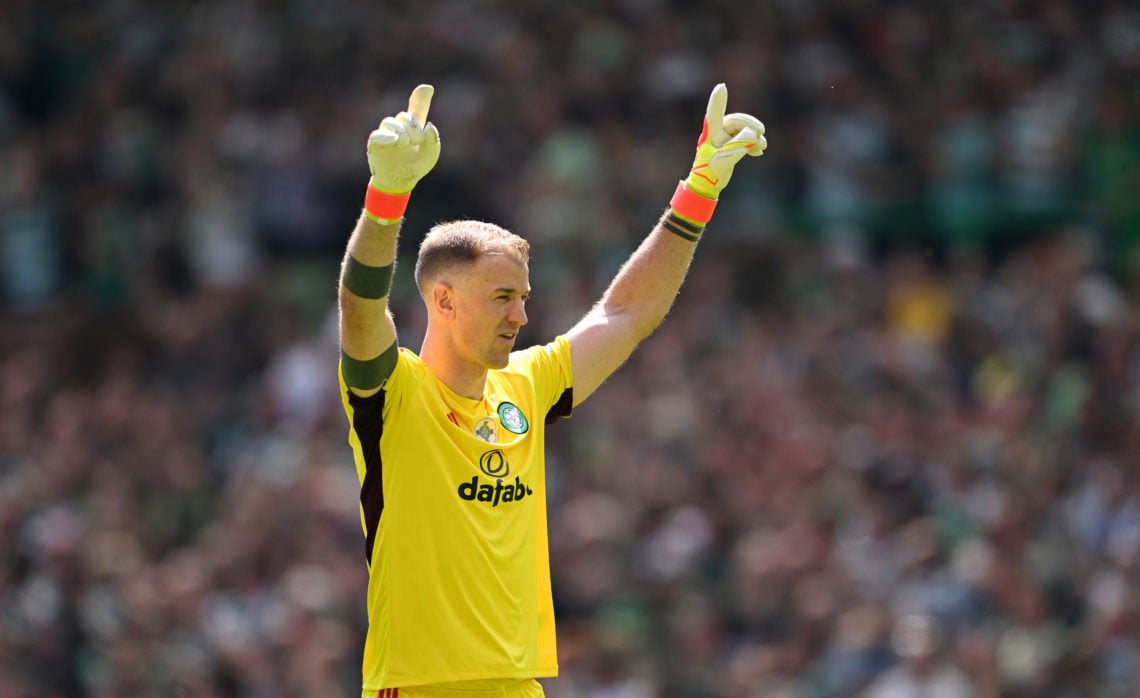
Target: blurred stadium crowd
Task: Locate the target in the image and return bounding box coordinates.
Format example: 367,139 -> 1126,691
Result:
2,0 -> 1139,696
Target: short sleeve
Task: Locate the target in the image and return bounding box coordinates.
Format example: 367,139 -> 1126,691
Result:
509,335 -> 574,424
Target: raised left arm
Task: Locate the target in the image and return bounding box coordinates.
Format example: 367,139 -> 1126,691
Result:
566,83 -> 766,406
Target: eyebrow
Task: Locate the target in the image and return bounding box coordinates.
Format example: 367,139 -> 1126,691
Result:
492,286 -> 530,295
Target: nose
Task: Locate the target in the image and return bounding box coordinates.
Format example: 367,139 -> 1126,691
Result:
508,299 -> 528,326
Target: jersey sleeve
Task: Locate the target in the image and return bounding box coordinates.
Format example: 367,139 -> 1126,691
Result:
338,348 -> 415,421
510,335 -> 574,424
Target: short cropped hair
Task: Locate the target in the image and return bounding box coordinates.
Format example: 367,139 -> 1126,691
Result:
414,220 -> 530,297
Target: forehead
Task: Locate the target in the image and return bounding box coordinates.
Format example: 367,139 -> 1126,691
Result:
462,253 -> 530,291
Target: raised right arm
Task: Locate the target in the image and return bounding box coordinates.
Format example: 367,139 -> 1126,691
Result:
338,85 -> 440,398
339,215 -> 401,398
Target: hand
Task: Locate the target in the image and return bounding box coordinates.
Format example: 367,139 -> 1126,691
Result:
367,84 -> 442,194
683,83 -> 766,200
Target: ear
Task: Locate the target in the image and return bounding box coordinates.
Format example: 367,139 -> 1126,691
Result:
432,282 -> 456,318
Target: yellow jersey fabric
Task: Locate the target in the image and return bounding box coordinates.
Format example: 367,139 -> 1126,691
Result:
339,336 -> 574,690
363,678 -> 545,698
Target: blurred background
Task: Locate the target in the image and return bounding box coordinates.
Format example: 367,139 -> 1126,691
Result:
2,0 -> 1139,696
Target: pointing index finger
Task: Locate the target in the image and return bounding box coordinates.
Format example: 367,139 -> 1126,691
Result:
408,84 -> 434,126
705,83 -> 728,147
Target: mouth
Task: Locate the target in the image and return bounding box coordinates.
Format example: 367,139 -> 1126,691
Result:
498,331 -> 518,344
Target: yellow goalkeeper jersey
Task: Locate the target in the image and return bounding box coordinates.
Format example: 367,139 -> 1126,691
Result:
339,336 -> 574,690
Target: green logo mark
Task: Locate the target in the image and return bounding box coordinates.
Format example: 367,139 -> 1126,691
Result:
497,402 -> 529,434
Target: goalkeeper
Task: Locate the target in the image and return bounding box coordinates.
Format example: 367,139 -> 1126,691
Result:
337,83 -> 766,698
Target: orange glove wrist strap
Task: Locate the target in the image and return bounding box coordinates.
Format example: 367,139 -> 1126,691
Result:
669,181 -> 717,224
365,183 -> 411,222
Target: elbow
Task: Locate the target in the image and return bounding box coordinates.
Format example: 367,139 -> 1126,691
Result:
598,298 -> 667,343
339,287 -> 391,329
637,315 -> 667,342
338,286 -> 360,318
628,308 -> 668,343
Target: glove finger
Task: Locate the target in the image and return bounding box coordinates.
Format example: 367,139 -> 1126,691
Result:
378,116 -> 410,147
378,116 -> 406,136
369,128 -> 398,147
396,110 -> 421,129
408,84 -> 434,125
724,126 -> 763,156
704,83 -> 729,147
749,133 -> 768,157
419,122 -> 442,164
396,111 -> 426,146
724,113 -> 765,137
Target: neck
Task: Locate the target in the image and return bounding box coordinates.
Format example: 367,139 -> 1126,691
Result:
420,327 -> 487,400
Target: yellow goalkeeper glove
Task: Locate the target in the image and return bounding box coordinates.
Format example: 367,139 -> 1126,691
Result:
670,83 -> 766,226
363,84 -> 441,222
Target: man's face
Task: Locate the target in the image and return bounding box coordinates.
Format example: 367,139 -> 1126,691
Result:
449,253 -> 530,370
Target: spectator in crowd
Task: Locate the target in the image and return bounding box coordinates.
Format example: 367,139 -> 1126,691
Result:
863,614 -> 973,698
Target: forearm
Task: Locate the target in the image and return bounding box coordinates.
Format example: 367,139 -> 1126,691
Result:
565,209 -> 703,405
344,211 -> 400,267
593,209 -> 699,340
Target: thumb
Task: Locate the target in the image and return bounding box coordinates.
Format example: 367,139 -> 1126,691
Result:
408,84 -> 434,126
703,83 -> 729,148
